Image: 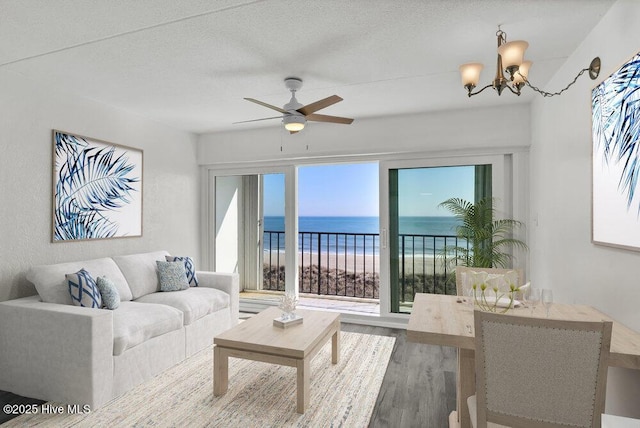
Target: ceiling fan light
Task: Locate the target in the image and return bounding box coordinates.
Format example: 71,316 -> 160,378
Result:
498,40 -> 529,70
283,115 -> 306,132
285,122 -> 305,132
459,63 -> 484,88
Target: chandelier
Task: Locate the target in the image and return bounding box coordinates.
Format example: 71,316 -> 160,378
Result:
459,27 -> 601,98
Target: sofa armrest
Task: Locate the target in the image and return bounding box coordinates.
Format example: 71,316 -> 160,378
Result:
0,296 -> 114,408
196,271 -> 239,325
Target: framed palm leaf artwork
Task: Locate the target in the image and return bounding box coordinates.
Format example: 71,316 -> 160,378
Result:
592,52 -> 640,250
52,130 -> 143,242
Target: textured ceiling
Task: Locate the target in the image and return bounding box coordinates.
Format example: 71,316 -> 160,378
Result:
0,0 -> 614,134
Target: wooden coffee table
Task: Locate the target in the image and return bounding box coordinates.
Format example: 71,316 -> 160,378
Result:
213,306 -> 340,413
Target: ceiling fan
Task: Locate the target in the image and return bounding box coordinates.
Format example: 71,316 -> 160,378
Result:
235,77 -> 354,134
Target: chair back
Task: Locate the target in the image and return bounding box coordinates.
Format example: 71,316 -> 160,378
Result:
474,311 -> 612,428
455,266 -> 524,296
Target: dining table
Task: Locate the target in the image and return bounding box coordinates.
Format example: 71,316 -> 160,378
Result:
406,293 -> 640,428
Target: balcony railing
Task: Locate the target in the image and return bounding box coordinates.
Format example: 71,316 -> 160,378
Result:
395,234 -> 461,302
263,230 -> 463,303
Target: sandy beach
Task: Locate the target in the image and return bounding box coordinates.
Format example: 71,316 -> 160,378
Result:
262,251 -> 454,299
264,251 -> 450,275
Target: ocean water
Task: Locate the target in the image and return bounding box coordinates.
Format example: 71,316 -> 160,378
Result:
263,216 -> 462,255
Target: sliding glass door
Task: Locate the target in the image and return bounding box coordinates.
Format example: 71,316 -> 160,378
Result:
207,167 -> 297,298
380,156 -> 506,315
208,163 -> 379,309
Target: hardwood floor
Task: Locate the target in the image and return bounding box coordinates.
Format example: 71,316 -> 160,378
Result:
342,323 -> 457,428
1,323 -> 457,427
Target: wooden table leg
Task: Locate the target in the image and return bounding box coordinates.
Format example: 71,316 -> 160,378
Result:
457,348 -> 475,428
213,345 -> 229,396
332,329 -> 340,364
296,358 -> 310,413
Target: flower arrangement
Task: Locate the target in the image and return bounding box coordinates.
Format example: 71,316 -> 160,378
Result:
464,270 -> 527,313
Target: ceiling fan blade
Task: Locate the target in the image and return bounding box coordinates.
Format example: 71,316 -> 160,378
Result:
297,95 -> 343,116
233,115 -> 284,124
244,98 -> 288,114
306,113 -> 354,125
289,130 -> 299,134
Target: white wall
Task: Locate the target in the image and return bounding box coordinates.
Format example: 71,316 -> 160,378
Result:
529,0 -> 640,416
0,70 -> 200,302
198,104 -> 531,164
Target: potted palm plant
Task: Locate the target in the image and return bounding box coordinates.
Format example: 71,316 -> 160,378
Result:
439,197 -> 528,268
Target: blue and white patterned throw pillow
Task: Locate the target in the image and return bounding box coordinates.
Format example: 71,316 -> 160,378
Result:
156,261 -> 190,292
96,276 -> 120,310
165,255 -> 199,287
66,269 -> 102,308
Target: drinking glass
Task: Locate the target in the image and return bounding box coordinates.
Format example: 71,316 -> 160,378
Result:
542,289 -> 553,318
520,286 -> 529,309
528,288 -> 541,315
466,286 -> 475,307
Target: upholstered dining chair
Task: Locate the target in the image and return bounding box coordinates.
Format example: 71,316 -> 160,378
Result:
455,266 -> 525,296
468,310 -> 613,428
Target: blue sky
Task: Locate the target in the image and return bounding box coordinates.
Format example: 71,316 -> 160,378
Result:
263,163 -> 475,216
398,166 -> 474,216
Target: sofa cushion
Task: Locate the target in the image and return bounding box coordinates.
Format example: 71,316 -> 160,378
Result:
112,251 -> 171,299
134,288 -> 230,325
27,257 -> 133,305
112,301 -> 183,356
66,269 -> 102,308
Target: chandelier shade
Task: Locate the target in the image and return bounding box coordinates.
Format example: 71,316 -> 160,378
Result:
513,60 -> 532,86
498,40 -> 528,75
459,63 -> 484,89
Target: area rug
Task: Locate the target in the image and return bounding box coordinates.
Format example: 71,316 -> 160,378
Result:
5,331 -> 395,427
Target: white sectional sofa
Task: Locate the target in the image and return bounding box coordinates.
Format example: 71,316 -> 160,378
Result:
0,250 -> 239,409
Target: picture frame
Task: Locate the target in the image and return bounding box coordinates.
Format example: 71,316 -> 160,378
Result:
591,52 -> 640,250
52,130 -> 143,242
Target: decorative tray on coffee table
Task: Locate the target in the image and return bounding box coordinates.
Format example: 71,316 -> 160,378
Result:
273,314 -> 304,328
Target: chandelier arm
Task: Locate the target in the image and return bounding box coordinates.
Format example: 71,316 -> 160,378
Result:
504,84 -> 521,96
467,84 -> 494,97
524,67 -> 589,97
